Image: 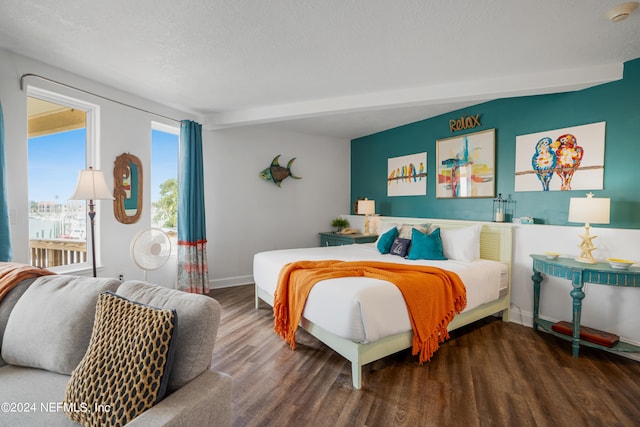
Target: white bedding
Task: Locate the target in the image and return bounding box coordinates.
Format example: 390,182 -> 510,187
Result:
253,243 -> 508,344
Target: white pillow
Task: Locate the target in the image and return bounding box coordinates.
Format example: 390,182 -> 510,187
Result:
376,222 -> 433,243
440,224 -> 482,261
375,223 -> 398,245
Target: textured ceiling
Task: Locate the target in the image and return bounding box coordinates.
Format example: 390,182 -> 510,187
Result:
0,0 -> 639,138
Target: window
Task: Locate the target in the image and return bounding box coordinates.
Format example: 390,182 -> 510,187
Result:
27,89 -> 97,270
151,123 -> 179,234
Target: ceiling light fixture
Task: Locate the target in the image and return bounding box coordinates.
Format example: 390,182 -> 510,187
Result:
605,1 -> 639,22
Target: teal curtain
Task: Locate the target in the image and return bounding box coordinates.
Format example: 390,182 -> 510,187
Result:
176,120 -> 209,293
0,101 -> 12,261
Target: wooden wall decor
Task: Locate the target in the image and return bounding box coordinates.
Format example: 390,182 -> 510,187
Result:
113,153 -> 143,224
449,114 -> 481,133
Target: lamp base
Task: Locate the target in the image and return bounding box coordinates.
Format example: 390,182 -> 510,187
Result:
575,224 -> 598,264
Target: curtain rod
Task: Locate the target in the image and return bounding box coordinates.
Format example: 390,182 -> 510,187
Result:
20,73 -> 182,123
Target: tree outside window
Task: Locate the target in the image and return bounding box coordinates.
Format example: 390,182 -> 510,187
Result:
151,126 -> 179,233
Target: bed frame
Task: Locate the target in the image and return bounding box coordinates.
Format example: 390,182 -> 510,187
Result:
255,217 -> 513,389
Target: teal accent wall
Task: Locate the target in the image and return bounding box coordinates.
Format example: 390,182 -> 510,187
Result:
351,58 -> 640,229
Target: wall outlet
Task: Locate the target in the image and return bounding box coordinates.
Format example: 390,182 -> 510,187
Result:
118,274 -> 124,281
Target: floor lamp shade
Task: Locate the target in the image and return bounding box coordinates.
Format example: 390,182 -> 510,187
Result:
69,168 -> 113,201
69,167 -> 113,276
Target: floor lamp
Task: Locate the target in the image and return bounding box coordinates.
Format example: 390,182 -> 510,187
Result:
70,167 -> 113,277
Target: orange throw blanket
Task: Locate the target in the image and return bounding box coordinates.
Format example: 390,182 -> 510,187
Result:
273,260 -> 466,363
0,262 -> 55,302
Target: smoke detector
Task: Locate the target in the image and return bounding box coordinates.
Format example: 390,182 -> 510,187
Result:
605,2 -> 639,22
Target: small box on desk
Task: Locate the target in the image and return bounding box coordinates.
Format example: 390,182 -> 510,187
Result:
551,321 -> 620,348
514,216 -> 534,224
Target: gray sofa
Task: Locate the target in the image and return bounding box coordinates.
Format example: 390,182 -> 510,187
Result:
0,274 -> 232,426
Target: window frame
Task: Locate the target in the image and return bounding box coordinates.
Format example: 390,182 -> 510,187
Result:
27,85 -> 101,275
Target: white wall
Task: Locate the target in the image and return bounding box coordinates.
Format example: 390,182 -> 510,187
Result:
204,126 -> 350,287
0,48 -> 188,286
0,48 -> 351,289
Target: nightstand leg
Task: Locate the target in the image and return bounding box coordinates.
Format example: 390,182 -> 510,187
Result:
532,271 -> 542,331
570,274 -> 585,358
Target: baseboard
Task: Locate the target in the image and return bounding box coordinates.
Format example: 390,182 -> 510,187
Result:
508,304 -> 534,327
209,275 -> 254,289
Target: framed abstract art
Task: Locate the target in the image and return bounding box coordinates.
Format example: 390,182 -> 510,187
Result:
436,129 -> 495,198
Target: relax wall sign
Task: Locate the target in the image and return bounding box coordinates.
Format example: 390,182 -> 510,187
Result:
449,114 -> 481,133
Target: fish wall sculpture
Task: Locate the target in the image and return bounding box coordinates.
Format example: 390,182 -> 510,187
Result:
259,155 -> 302,187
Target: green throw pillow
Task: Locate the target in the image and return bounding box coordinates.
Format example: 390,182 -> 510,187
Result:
64,291 -> 177,426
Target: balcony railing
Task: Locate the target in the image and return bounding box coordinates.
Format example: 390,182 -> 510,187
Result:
29,239 -> 87,269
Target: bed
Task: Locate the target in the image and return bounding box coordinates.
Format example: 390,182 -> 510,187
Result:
253,217 -> 513,389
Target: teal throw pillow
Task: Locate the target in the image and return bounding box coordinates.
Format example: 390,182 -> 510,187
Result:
407,227 -> 447,260
376,226 -> 399,254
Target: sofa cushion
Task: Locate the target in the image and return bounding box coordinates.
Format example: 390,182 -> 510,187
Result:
117,280 -> 221,392
65,291 -> 177,426
0,278 -> 36,367
1,275 -> 120,374
0,364 -> 76,426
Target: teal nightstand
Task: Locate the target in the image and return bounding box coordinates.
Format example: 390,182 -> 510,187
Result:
531,254 -> 640,357
319,232 -> 378,247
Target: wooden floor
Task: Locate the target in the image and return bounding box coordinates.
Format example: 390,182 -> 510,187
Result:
209,285 -> 640,427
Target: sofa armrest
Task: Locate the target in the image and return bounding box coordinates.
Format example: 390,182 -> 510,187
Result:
126,369 -> 232,427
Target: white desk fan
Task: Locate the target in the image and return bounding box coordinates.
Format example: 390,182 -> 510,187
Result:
130,228 -> 171,280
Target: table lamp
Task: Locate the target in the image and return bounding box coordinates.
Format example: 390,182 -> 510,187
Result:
70,167 -> 114,276
357,198 -> 375,235
568,193 -> 610,264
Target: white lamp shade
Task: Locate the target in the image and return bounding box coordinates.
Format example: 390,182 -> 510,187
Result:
358,199 -> 375,215
568,197 -> 610,224
69,169 -> 114,200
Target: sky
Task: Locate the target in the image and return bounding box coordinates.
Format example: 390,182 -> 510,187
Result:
150,129 -> 179,202
28,128 -> 178,203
